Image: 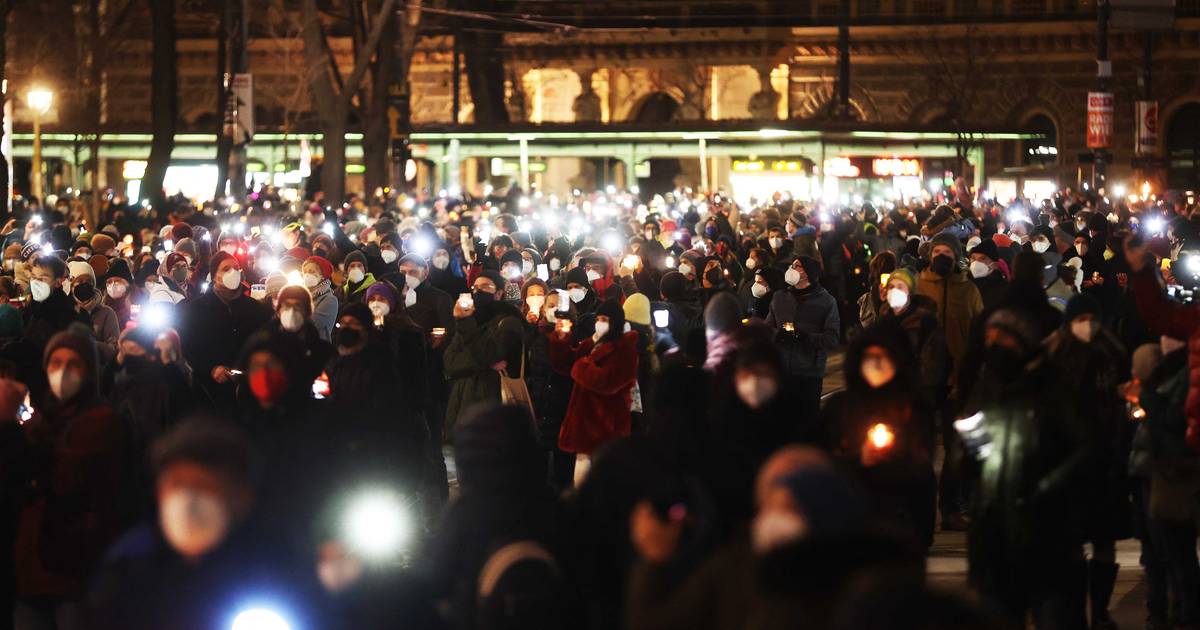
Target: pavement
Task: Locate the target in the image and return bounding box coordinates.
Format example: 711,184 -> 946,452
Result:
927,532 -> 1150,628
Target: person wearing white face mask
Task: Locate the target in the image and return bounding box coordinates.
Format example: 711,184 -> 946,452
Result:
101,259 -> 136,328
745,268 -> 784,320
336,251 -> 377,305
767,256 -> 840,425
25,256 -> 92,354
301,256 -> 338,342
267,285 -> 333,389
181,252 -> 274,412
966,240 -> 1008,311
0,327 -> 126,626
1038,292 -> 1128,627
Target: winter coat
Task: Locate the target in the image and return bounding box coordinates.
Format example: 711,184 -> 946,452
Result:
146,280 -> 185,304
83,300 -> 121,366
964,357 -> 1095,595
109,358 -> 196,450
552,331 -> 639,455
659,298 -> 703,351
916,268 -> 982,371
765,286 -> 840,378
877,295 -> 949,399
1042,328 -> 1132,541
308,280 -> 338,342
335,272 -> 376,305
1130,266 -> 1200,452
179,290 -> 274,408
442,303 -> 523,439
972,270 -> 1008,312
0,395 -> 127,598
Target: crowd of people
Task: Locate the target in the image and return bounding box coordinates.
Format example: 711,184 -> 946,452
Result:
0,180 -> 1196,630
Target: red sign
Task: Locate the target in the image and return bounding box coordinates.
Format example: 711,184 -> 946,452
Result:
1136,101 -> 1158,156
1087,92 -> 1114,149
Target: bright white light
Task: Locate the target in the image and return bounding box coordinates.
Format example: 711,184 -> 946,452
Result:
259,257 -> 279,274
142,303 -> 171,329
542,212 -> 560,230
630,185 -> 640,195
1188,256 -> 1200,274
202,233 -> 211,242
1112,184 -> 1126,198
25,89 -> 52,115
757,128 -> 789,138
603,233 -> 622,254
411,235 -> 433,257
40,243 -> 53,255
343,490 -> 410,558
1146,217 -> 1165,234
665,256 -> 675,268
519,196 -> 531,209
164,239 -> 174,251
323,223 -> 335,237
605,184 -> 617,195
234,222 -> 246,235
231,608 -> 290,630
285,271 -> 304,287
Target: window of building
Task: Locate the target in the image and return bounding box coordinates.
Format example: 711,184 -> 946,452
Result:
954,0 -> 978,17
912,0 -> 946,15
1167,103 -> 1200,190
1021,114 -> 1058,166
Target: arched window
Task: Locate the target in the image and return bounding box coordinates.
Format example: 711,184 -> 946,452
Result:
1167,103 -> 1200,190
1021,114 -> 1058,165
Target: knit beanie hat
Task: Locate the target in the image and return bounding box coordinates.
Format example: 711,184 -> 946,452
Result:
365,281 -> 398,311
622,293 -> 651,326
304,256 -> 334,280
889,268 -> 918,293
930,231 -> 963,259
276,284 -> 314,317
89,233 -> 116,255
704,291 -> 742,336
968,239 -> 1000,263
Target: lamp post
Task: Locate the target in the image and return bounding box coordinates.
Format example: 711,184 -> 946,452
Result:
26,88 -> 53,201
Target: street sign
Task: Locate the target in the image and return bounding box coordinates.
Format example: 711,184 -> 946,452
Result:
1087,92 -> 1114,149
1136,100 -> 1158,156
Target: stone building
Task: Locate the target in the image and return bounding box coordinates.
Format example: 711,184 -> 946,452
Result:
7,0 -> 1199,200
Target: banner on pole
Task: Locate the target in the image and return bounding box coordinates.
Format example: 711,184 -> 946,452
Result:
1086,92 -> 1114,149
1135,100 -> 1158,156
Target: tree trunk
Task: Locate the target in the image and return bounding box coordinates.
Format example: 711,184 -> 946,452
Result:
321,107 -> 347,204
143,0 -> 176,213
461,28 -> 509,124
362,4 -> 395,195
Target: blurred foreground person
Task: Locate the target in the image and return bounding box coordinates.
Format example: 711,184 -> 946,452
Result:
0,327 -> 129,630
625,446 -> 922,630
963,309 -> 1094,630
86,419 -> 328,630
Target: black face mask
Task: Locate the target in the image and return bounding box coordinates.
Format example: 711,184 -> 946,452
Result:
337,327 -> 363,349
473,290 -> 495,306
121,354 -> 154,373
704,267 -> 723,286
985,346 -> 1027,382
930,254 -> 954,277
73,283 -> 96,302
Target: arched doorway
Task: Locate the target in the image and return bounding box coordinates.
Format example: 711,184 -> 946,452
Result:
1021,114 -> 1058,165
633,92 -> 682,196
1167,103 -> 1200,190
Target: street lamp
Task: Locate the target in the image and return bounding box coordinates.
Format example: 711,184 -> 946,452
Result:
26,88 -> 53,201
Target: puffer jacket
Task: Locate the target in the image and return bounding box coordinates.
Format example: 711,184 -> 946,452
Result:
765,286 -> 840,378
916,268 -> 983,369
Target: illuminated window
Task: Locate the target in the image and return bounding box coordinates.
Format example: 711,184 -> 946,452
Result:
1021,114 -> 1058,166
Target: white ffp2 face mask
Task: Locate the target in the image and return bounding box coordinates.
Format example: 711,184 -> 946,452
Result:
592,320 -> 610,339
1032,240 -> 1050,254
887,287 -> 909,310
969,261 -> 991,279
347,268 -> 365,284
568,287 -> 587,303
369,301 -> 391,318
303,273 -> 321,288
280,307 -> 304,332
48,368 -> 82,401
30,279 -> 52,303
381,249 -> 399,264
736,375 -> 778,409
751,282 -> 769,298
221,269 -> 242,290
526,295 -> 546,313
784,268 -> 801,286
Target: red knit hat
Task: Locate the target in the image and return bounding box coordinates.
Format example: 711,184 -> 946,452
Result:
304,255 -> 333,280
